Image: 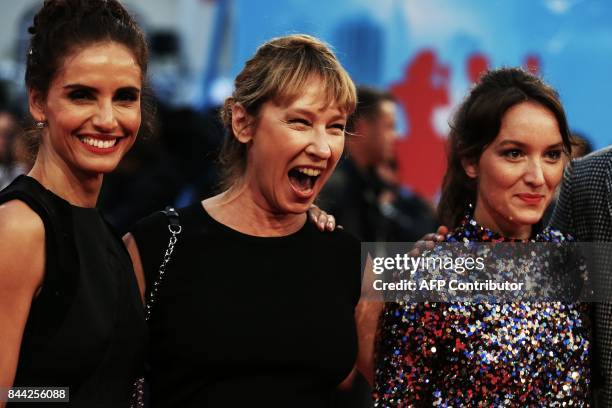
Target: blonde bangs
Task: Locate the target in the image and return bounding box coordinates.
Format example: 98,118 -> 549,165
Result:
220,34 -> 356,188
263,37 -> 356,115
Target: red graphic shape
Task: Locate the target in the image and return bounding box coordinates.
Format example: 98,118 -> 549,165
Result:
467,53 -> 489,84
524,54 -> 540,75
391,50 -> 450,200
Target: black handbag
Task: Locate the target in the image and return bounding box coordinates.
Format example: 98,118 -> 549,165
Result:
131,207 -> 182,408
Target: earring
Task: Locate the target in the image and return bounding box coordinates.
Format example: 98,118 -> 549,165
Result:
35,121 -> 46,129
463,202 -> 475,220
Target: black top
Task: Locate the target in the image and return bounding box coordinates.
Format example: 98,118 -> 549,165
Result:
0,175 -> 147,407
130,203 -> 361,408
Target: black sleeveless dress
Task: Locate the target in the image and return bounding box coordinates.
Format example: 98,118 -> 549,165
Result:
0,175 -> 147,407
130,203 -> 361,407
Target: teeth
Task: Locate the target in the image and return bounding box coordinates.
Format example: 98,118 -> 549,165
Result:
79,137 -> 118,149
296,167 -> 321,177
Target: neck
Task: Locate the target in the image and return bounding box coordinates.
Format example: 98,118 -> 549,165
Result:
473,204 -> 532,240
203,181 -> 306,237
28,151 -> 102,208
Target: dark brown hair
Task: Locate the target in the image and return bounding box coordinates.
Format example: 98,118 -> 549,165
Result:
347,86 -> 395,133
25,0 -> 154,151
218,34 -> 357,189
438,67 -> 572,228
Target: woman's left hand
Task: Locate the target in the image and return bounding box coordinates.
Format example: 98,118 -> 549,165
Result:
308,204 -> 339,231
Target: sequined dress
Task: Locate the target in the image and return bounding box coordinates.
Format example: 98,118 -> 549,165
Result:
373,218 -> 591,407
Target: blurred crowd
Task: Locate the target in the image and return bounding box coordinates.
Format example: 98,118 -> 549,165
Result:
0,27 -> 444,240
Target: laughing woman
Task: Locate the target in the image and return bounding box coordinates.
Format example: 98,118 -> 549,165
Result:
125,34 -> 365,407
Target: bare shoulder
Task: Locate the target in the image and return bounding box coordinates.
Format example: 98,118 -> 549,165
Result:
0,199 -> 45,289
0,199 -> 45,240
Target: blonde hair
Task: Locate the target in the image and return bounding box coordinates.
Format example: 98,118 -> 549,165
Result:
219,34 -> 357,188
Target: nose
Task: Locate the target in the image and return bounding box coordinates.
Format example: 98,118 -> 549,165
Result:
523,158 -> 545,187
305,128 -> 332,160
92,99 -> 118,132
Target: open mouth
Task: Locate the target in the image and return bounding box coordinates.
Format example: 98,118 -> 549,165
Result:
78,136 -> 119,149
288,166 -> 322,196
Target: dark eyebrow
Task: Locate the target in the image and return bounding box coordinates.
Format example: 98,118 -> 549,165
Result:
63,84 -> 97,93
498,139 -> 563,150
63,84 -> 141,94
546,142 -> 564,149
116,86 -> 141,95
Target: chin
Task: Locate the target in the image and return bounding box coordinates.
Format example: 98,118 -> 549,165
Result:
77,160 -> 122,175
510,210 -> 545,227
280,197 -> 316,215
285,202 -> 312,215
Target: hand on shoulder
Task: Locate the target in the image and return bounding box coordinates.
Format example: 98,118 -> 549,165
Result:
308,204 -> 341,232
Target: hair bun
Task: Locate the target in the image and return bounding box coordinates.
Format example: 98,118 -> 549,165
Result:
28,12 -> 40,35
25,0 -> 149,98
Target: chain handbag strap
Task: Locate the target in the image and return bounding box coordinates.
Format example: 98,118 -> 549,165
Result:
131,206 -> 182,408
145,207 -> 182,320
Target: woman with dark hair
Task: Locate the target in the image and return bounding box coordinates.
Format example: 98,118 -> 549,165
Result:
373,67 -> 591,406
125,34 -> 367,407
0,0 -> 151,406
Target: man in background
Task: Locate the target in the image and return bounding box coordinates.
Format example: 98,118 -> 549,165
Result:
321,86 -> 437,243
321,86 -> 437,408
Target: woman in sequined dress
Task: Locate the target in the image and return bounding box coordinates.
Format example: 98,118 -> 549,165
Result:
373,68 -> 591,407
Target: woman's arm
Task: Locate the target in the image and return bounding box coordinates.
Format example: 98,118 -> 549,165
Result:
337,300 -> 383,390
355,299 -> 383,385
354,255 -> 384,385
123,232 -> 145,303
0,201 -> 45,406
